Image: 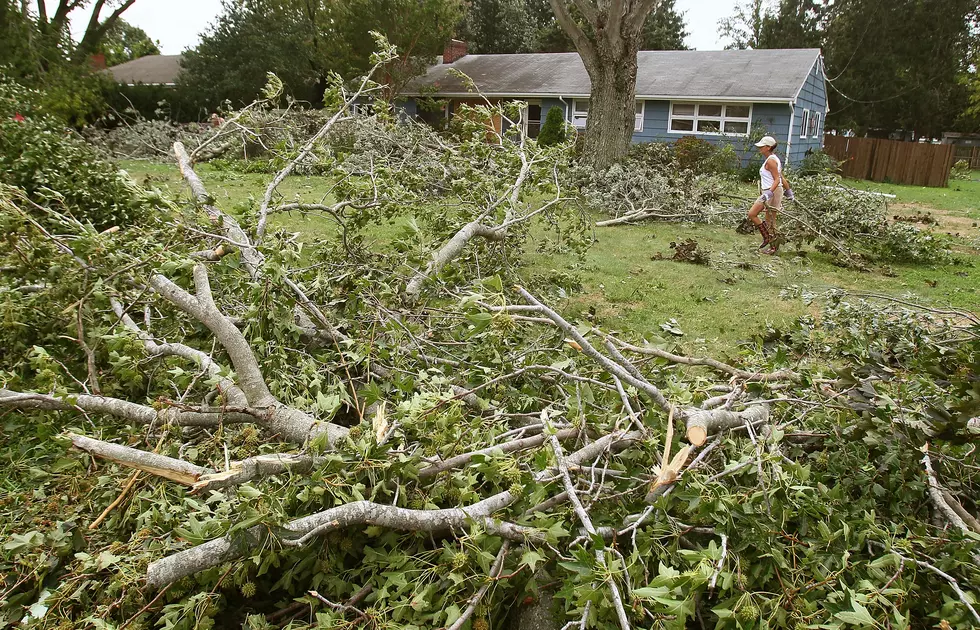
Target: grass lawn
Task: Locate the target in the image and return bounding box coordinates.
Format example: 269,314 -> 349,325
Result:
121,160 -> 980,356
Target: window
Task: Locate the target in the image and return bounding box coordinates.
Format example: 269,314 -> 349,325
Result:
571,99 -> 644,131
807,111 -> 821,138
669,102 -> 752,136
572,100 -> 589,128
800,109 -> 811,138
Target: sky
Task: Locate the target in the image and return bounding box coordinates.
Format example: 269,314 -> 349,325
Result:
59,0 -> 736,55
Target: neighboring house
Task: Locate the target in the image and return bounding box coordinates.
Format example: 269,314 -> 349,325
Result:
401,43 -> 827,165
106,54 -> 184,87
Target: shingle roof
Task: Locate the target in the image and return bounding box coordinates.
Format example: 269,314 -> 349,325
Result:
405,49 -> 822,102
107,55 -> 184,86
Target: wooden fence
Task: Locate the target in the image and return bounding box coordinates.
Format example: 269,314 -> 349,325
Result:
822,135 -> 955,187
952,145 -> 980,170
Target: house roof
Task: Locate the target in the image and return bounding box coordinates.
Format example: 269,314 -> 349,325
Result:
404,49 -> 822,102
107,54 -> 184,86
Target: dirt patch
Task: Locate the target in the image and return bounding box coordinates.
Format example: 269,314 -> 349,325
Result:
889,202 -> 979,240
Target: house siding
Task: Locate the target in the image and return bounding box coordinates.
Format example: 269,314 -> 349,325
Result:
397,57 -> 829,169
788,58 -> 828,165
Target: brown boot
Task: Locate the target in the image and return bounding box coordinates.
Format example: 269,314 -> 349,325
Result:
757,221 -> 772,249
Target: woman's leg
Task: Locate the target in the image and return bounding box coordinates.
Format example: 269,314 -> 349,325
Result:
764,186 -> 783,233
763,187 -> 783,253
748,199 -> 771,247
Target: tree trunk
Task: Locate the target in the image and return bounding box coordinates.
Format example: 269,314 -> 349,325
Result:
582,47 -> 639,170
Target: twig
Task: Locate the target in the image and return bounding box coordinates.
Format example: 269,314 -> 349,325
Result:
118,584 -> 172,630
446,542 -> 510,630
88,470 -> 142,530
869,542 -> 980,625
546,411 -> 631,630
708,533 -> 728,594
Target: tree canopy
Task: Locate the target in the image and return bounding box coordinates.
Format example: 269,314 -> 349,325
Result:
180,0 -> 461,108
0,0 -> 143,124
718,0 -> 980,137
462,0 -> 688,54
97,19 -> 161,67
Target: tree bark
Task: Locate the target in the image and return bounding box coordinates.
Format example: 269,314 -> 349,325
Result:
581,50 -> 640,170
69,433 -> 211,486
547,0 -> 661,169
684,405 -> 770,446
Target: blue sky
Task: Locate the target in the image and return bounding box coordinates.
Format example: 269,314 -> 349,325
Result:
58,0 -> 737,55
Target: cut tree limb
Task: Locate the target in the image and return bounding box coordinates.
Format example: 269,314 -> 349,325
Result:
684,404 -> 770,446
145,494 -> 541,589
145,426 -> 644,588
69,433 -> 211,486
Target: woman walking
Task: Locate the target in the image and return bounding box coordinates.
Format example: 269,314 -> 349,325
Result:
747,136 -> 793,254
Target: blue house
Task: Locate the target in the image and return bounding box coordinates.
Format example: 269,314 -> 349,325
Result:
400,45 -> 827,166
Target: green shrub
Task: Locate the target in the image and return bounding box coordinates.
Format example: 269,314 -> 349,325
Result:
672,135 -> 716,173
0,74 -> 157,229
628,141 -> 673,169
537,106 -> 567,147
798,150 -> 842,176
949,159 -> 971,181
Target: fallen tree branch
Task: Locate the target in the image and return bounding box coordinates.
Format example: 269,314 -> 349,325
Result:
419,427 -> 581,480
684,404 -> 770,446
515,286 -> 672,414
145,494 -> 541,589
146,426 -> 644,588
546,414 -> 631,630
608,336 -> 799,383
69,433 -> 211,486
869,542 -> 980,625
149,265 -> 347,447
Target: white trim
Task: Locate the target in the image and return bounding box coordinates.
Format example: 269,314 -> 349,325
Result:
792,56 -> 821,104
786,103 -> 795,166
567,99 -> 645,131
667,101 -> 752,137
800,108 -> 810,139
401,91 -> 793,103
572,98 -> 589,128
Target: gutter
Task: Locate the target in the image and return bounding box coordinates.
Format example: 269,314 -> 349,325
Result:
786,102 -> 795,167
399,92 -> 794,104
558,96 -> 570,121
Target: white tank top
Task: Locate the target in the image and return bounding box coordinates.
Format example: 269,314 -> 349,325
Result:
760,155 -> 782,189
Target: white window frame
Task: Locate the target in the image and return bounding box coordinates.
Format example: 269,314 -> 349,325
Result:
667,102 -> 753,137
808,111 -> 821,138
572,99 -> 589,128
800,108 -> 811,139
570,99 -> 644,131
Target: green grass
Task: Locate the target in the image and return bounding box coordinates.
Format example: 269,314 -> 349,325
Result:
842,172 -> 980,220
121,160 -> 980,356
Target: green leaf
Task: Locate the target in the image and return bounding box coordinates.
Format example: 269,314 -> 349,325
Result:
632,586 -> 670,599
834,600 -> 877,627
520,550 -> 545,571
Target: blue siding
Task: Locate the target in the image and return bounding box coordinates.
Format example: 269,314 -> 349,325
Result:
787,58 -> 827,165
397,61 -> 828,169
629,100 -> 792,165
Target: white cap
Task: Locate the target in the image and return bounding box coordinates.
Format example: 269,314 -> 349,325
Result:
755,136 -> 777,147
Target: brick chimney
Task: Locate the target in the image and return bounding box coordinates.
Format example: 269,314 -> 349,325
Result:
89,53 -> 107,70
443,39 -> 468,64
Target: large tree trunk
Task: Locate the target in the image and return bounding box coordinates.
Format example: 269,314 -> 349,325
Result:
581,46 -> 639,169
547,0 -> 660,169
